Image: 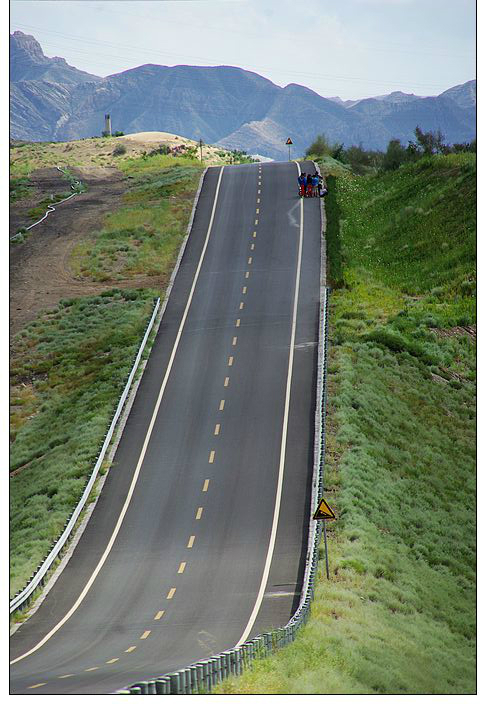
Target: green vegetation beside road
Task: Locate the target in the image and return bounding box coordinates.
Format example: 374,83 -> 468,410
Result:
71,154 -> 203,281
217,153 -> 476,694
10,151 -> 205,602
10,290 -> 157,597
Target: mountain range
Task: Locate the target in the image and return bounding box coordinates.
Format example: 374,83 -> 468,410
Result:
10,31 -> 476,159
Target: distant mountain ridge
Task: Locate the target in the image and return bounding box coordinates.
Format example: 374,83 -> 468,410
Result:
10,31 -> 476,159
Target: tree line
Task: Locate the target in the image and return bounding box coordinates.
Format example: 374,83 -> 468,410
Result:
306,128 -> 476,173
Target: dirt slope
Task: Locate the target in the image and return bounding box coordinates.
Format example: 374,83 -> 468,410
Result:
9,166 -> 130,336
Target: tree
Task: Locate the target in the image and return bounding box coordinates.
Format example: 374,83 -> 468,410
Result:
383,139 -> 408,170
414,126 -> 448,155
332,143 -> 345,161
305,134 -> 333,157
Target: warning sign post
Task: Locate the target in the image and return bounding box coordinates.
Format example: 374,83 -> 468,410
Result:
286,137 -> 293,161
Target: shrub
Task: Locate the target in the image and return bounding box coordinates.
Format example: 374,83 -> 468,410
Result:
383,139 -> 408,171
113,144 -> 127,156
305,134 -> 339,158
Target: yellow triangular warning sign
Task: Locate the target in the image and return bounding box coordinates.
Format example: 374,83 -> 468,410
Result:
313,497 -> 336,520
286,137 -> 293,145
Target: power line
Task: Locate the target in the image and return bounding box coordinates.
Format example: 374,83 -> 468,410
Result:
11,22 -> 462,91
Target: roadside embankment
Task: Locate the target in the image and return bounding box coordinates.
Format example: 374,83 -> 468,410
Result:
217,153 -> 476,694
10,152 -> 204,598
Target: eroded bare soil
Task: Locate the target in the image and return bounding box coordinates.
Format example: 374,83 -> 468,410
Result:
9,166 -> 153,336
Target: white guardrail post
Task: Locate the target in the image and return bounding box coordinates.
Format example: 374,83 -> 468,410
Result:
10,297 -> 161,615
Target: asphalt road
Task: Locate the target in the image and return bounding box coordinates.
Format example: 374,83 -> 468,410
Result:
10,160 -> 322,694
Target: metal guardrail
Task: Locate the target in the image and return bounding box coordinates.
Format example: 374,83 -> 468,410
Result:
119,169 -> 332,693
10,297 -> 161,615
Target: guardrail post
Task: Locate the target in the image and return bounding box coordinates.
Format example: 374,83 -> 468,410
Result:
195,663 -> 204,691
155,678 -> 169,694
202,661 -> 210,691
267,632 -> 273,653
209,658 -> 216,686
169,672 -> 181,694
147,680 -> 156,694
129,686 -> 142,694
190,665 -> 198,693
184,668 -> 192,693
131,682 -> 148,694
215,655 -> 223,683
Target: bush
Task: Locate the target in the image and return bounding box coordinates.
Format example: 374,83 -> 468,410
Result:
113,144 -> 127,156
383,139 -> 408,171
306,134 -> 340,158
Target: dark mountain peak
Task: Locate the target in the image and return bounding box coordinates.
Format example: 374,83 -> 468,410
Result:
11,31 -> 46,61
10,30 -> 101,85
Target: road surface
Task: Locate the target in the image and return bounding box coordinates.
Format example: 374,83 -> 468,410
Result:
10,160 -> 321,693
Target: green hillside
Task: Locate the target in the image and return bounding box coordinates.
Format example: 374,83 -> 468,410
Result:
10,153 -> 203,598
218,154 -> 476,694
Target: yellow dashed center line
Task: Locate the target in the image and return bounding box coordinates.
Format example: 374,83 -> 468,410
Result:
154,610 -> 165,620
219,399 -> 225,410
196,507 -> 203,520
140,630 -> 151,639
178,562 -> 186,574
253,231 -> 257,237
214,423 -> 220,435
203,479 -> 210,491
256,208 -> 260,214
209,449 -> 215,462
232,336 -> 238,345
187,534 -> 195,548
85,667 -> 99,672
28,683 -> 47,689
228,356 -> 234,366
58,674 -> 74,679
106,658 -> 119,664
242,287 -> 247,294
224,376 -> 230,386
167,587 -> 176,599
125,646 -> 137,653
239,302 -> 244,310
254,219 -> 258,225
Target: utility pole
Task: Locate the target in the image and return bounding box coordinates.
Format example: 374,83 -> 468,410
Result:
199,138 -> 203,162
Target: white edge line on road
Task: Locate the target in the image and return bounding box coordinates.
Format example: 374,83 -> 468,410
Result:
235,161 -> 303,647
10,165 -> 225,666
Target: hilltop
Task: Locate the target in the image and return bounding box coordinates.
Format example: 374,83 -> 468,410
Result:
10,31 -> 476,159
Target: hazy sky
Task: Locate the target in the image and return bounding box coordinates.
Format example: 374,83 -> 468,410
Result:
10,0 -> 476,100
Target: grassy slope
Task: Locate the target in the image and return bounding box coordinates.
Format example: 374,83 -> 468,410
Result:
10,153 -> 203,597
71,155 -> 202,281
217,154 -> 476,694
